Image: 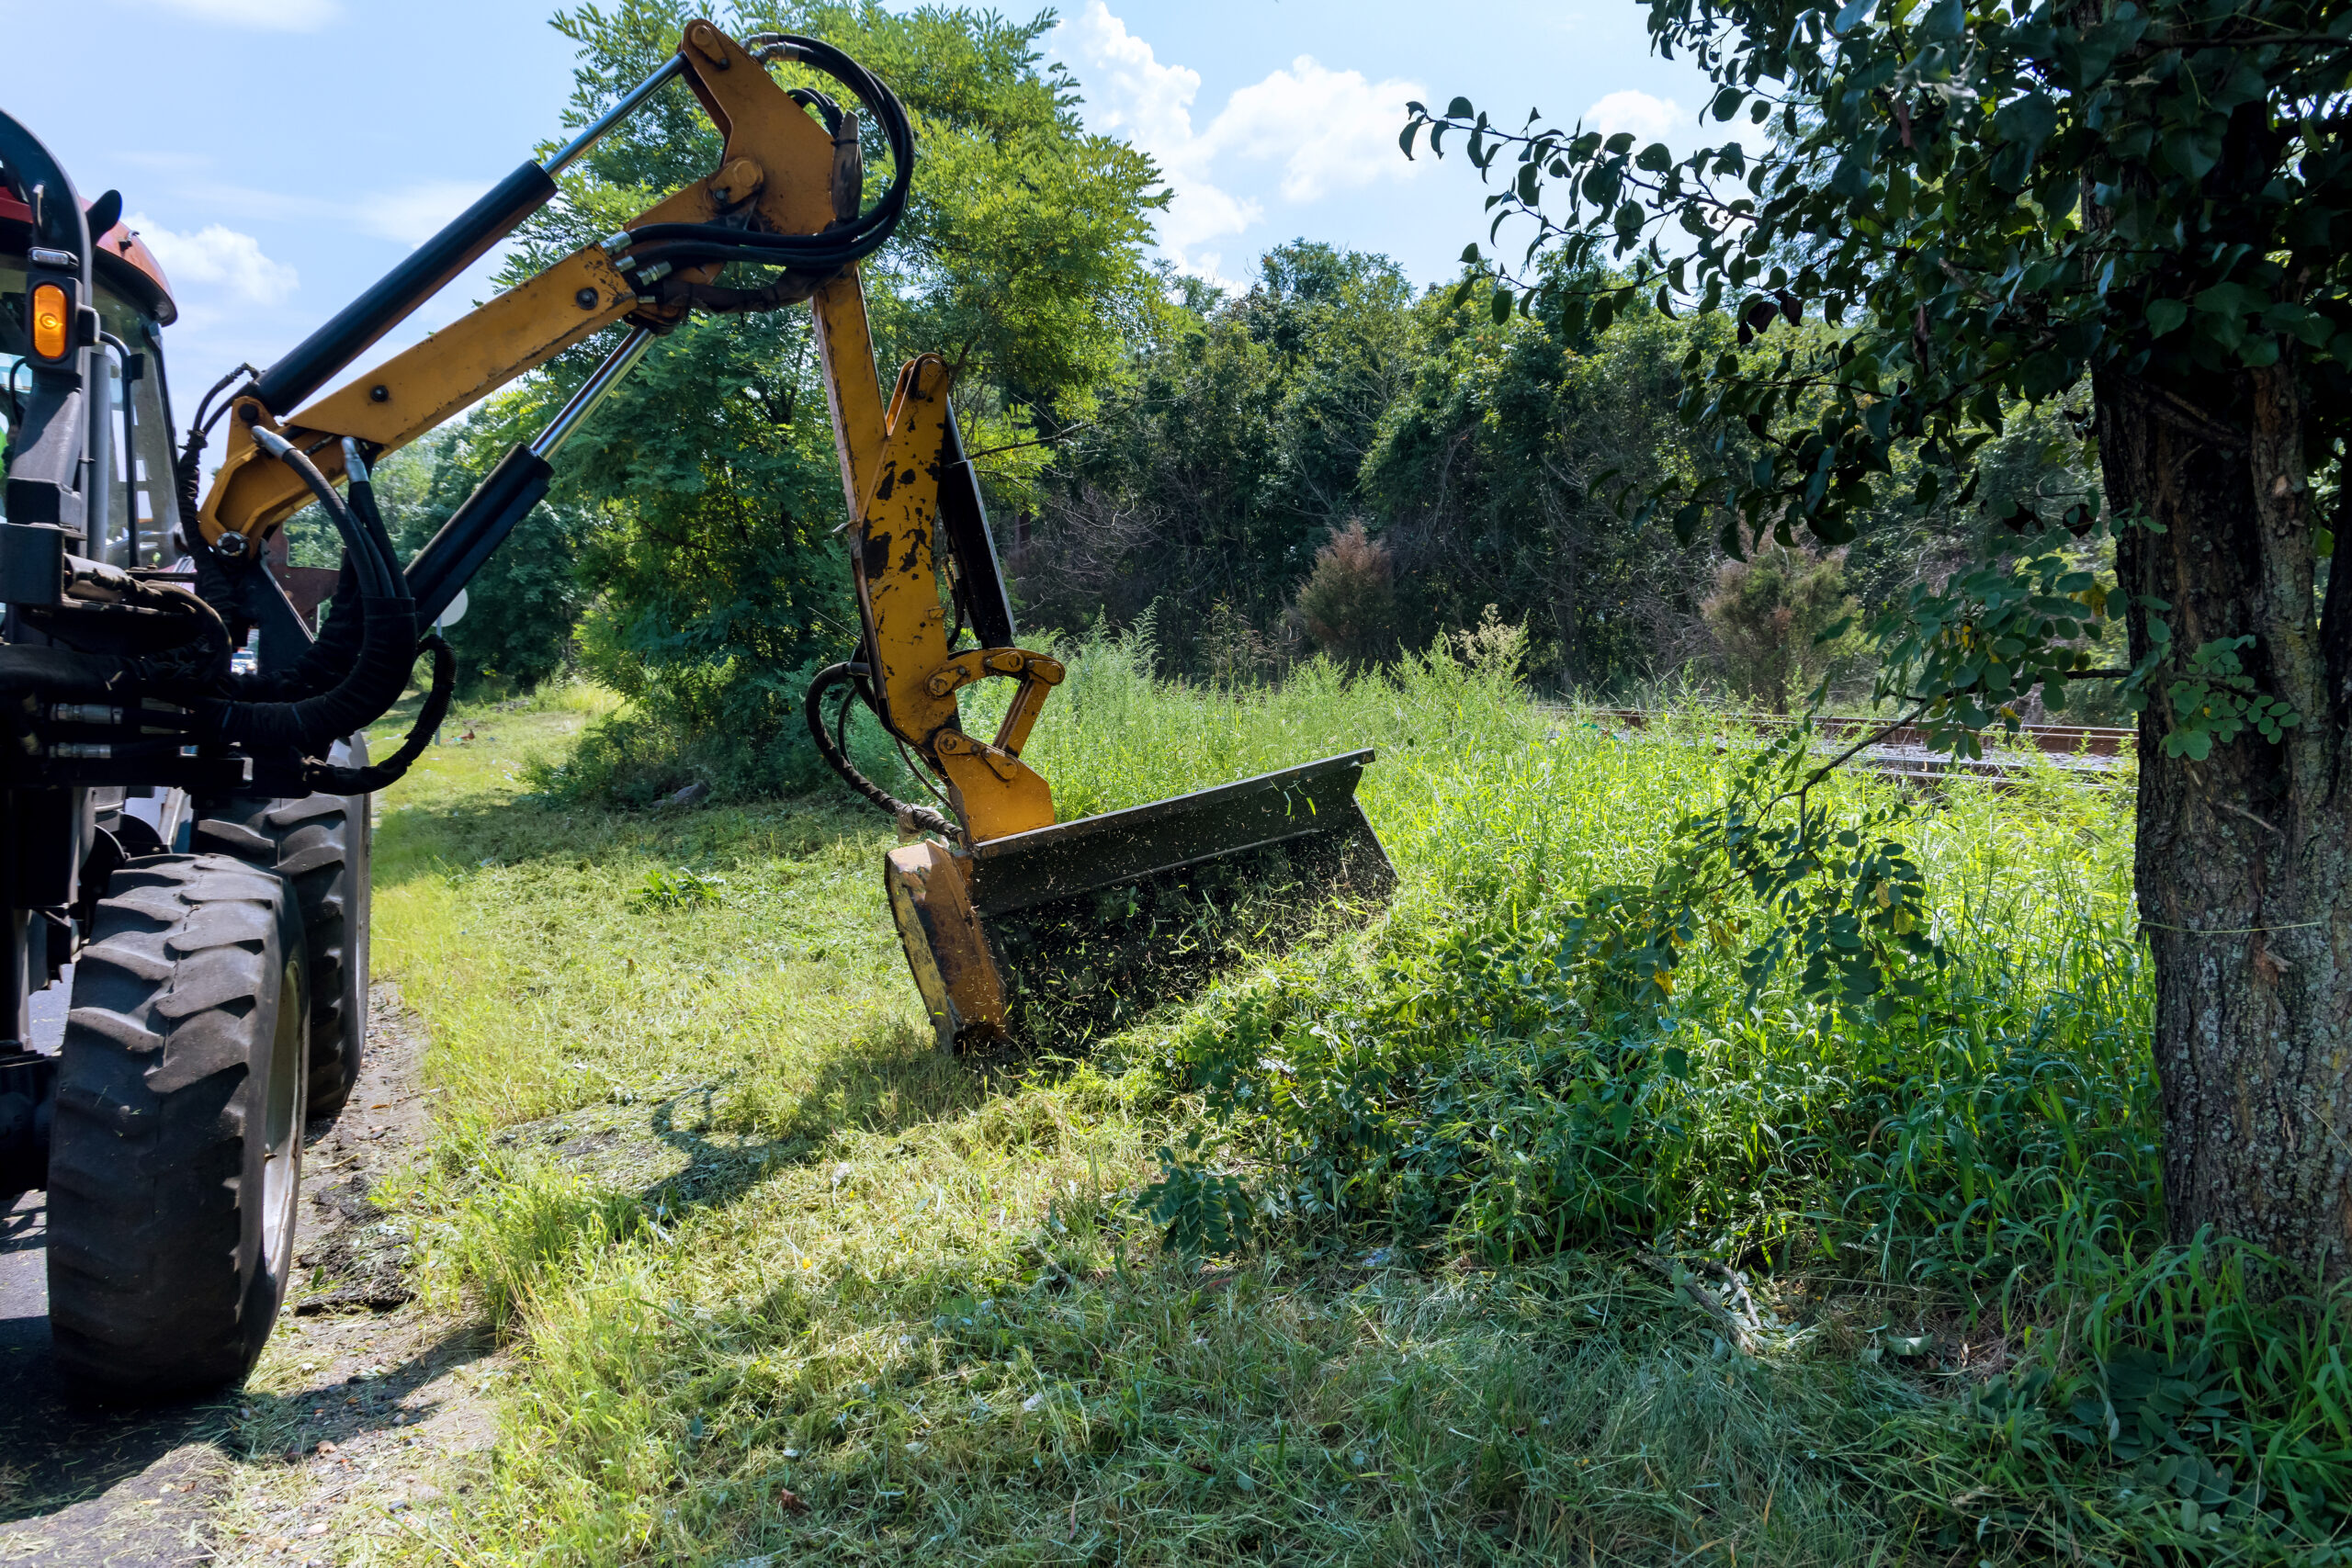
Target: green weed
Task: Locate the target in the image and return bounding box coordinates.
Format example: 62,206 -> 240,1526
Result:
631,866 -> 727,911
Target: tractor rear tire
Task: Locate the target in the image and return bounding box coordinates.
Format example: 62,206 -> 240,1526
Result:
193,771 -> 369,1122
46,853 -> 309,1399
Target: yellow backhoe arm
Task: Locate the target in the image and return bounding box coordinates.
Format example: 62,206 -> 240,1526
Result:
194,19 -> 1061,848
200,21 -> 856,546
182,21 -> 1388,1055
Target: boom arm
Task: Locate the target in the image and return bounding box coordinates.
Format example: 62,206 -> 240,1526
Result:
199,21 -> 859,550
196,19 -> 1065,841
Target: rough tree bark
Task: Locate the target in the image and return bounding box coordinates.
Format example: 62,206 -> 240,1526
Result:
2097,362 -> 2352,1280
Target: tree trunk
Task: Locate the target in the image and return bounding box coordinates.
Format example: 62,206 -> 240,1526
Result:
2096,365 -> 2352,1280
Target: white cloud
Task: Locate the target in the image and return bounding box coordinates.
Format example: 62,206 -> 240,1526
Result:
1052,3 -> 1252,265
1584,91 -> 1686,143
1050,4 -> 1423,280
131,0 -> 340,30
128,217 -> 299,306
1204,57 -> 1426,204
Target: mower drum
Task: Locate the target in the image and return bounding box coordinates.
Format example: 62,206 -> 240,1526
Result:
885,751 -> 1394,1051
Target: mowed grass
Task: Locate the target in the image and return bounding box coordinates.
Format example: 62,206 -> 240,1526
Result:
346,646 -> 2312,1566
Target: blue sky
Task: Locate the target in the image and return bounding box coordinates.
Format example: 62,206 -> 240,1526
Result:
0,0 -> 1713,423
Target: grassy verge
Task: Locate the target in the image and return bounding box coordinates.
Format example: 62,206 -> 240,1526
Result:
361,640 -> 2346,1565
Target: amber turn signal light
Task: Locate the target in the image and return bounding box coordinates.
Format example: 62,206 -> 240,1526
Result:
29,283 -> 68,361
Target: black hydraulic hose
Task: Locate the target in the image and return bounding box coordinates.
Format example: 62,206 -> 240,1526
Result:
301,634 -> 454,795
193,432 -> 417,751
241,440 -> 410,704
234,551 -> 364,701
171,361 -> 259,549
804,661 -> 956,838
341,439 -> 404,585
199,597 -> 414,751
252,429 -> 392,600
612,33 -> 912,279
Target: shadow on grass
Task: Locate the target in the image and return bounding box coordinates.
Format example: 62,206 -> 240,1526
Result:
371,785 -> 891,892
632,1013 -> 987,1223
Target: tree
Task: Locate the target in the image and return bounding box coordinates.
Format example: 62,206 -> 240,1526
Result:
1362,276 -> 1728,684
1022,243 -> 1423,671
1407,0 -> 2352,1273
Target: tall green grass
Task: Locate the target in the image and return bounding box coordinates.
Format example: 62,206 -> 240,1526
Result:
366,633 -> 2348,1565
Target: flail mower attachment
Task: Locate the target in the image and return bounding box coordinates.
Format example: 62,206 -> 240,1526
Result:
883,751 -> 1394,1051
808,349 -> 1397,1054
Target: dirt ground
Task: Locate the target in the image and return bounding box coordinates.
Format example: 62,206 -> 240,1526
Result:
0,985 -> 502,1568
206,985 -> 506,1568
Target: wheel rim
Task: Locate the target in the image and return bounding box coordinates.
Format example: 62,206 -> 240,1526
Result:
259,957 -> 304,1278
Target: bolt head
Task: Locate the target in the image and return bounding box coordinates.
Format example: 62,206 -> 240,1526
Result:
576,287 -> 599,310
368,385 -> 390,403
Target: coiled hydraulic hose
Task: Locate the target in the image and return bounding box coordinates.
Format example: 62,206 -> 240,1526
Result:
804,660 -> 956,839
191,430 -> 416,754
606,33 -> 913,280
300,633 -> 455,795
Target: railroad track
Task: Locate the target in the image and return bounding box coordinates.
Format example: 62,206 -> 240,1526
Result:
1554,708 -> 2137,787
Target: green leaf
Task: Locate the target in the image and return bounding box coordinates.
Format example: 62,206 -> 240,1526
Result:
1491,285 -> 1514,324
1446,96 -> 1475,118
2162,129 -> 2219,181
2146,298 -> 2188,336
1993,93 -> 2057,149
2193,282 -> 2251,319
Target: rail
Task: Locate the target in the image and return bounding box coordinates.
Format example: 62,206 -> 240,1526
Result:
1551,707 -> 2137,788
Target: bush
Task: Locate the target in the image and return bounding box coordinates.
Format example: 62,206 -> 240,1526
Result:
1294,520 -> 1398,666
1701,543 -> 1865,712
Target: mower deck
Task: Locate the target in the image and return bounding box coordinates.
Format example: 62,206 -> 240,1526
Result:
965,750 -> 1394,918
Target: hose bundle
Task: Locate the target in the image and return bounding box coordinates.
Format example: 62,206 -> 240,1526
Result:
610,32 -> 913,290
804,660 -> 956,840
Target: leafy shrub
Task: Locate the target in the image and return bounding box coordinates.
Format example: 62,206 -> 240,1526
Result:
1294,519 -> 1398,665
1701,542 -> 1865,712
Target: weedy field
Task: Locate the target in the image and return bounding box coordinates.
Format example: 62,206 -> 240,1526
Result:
329,633 -> 2346,1566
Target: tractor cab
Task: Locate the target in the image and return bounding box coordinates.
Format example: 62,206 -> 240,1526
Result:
0,184 -> 183,571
